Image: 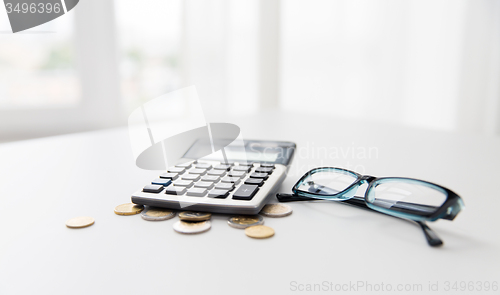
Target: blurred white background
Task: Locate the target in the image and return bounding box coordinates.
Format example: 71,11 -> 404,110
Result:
0,0 -> 499,141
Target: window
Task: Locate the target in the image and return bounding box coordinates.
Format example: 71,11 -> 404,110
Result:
115,0 -> 183,113
0,7 -> 80,109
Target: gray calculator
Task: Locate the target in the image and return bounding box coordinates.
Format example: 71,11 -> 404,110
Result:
131,140 -> 296,215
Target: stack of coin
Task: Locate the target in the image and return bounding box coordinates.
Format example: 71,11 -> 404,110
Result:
114,203 -> 144,215
141,207 -> 176,221
173,211 -> 212,234
178,211 -> 211,222
173,220 -> 211,234
105,201 -> 292,239
227,215 -> 264,229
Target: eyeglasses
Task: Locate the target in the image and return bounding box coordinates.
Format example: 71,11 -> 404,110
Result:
276,167 -> 464,247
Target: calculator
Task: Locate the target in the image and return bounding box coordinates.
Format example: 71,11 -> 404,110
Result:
131,140 -> 296,215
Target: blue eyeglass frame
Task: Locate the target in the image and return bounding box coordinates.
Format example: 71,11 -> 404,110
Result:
277,167 -> 465,246
291,167 -> 464,222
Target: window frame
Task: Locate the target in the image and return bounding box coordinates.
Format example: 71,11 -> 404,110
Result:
0,0 -> 123,140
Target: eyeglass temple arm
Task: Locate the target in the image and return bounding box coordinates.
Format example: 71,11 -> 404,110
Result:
416,221 -> 443,247
276,193 -> 443,247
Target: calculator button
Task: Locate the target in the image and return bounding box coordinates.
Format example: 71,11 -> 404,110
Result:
238,162 -> 254,167
195,163 -> 212,169
260,163 -> 275,168
228,171 -> 246,178
176,162 -> 193,169
220,161 -> 235,166
159,173 -> 179,180
142,184 -> 164,193
173,180 -> 194,188
249,172 -> 269,180
207,170 -> 226,177
165,186 -> 187,195
213,164 -> 231,171
188,168 -> 207,175
232,184 -> 259,200
208,189 -> 230,199
244,178 -> 264,186
233,166 -> 251,172
215,182 -> 234,191
221,177 -> 241,185
167,167 -> 185,174
187,188 -> 208,197
182,174 -> 200,181
151,178 -> 172,186
200,175 -> 220,182
194,181 -> 214,189
255,167 -> 273,174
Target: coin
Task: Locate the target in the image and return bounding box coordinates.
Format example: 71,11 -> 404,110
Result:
178,211 -> 211,221
245,225 -> 275,239
228,215 -> 264,229
141,207 -> 176,221
114,203 -> 144,215
173,220 -> 211,234
259,204 -> 293,217
65,216 -> 95,228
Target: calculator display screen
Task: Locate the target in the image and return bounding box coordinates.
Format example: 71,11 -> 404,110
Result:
205,149 -> 279,162
183,139 -> 295,165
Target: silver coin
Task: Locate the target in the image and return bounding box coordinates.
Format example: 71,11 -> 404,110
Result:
173,220 -> 211,234
141,207 -> 176,221
227,215 -> 264,229
259,204 -> 293,217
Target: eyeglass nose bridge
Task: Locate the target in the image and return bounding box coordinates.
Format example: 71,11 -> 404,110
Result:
359,175 -> 376,183
338,175 -> 376,200
335,175 -> 376,200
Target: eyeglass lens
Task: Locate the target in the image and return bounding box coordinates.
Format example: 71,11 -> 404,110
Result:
296,169 -> 358,195
367,180 -> 447,216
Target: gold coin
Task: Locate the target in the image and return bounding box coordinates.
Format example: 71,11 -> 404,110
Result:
228,215 -> 264,229
114,203 -> 144,215
66,216 -> 95,228
260,204 -> 293,217
245,225 -> 275,239
178,211 -> 211,221
141,207 -> 175,221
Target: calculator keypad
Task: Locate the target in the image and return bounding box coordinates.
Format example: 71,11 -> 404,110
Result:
139,161 -> 273,202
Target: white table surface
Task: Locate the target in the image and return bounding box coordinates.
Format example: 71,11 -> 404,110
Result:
1,111 -> 499,295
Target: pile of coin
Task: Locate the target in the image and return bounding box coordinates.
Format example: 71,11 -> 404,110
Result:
141,207 -> 176,221
173,212 -> 212,234
114,203 -> 144,215
67,202 -> 294,238
227,215 -> 264,229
